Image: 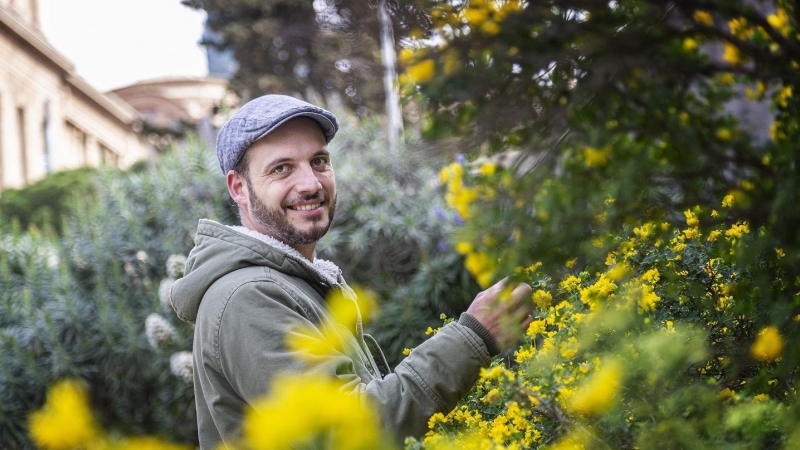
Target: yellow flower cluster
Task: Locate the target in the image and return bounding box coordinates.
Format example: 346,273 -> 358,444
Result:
578,273 -> 617,309
440,162 -> 478,220
725,221 -> 750,242
531,289 -> 553,308
441,161 -> 504,288
636,283 -> 661,315
424,365 -> 543,449
243,374 -> 383,450
29,380 -> 191,450
462,0 -> 524,36
415,181 -> 784,448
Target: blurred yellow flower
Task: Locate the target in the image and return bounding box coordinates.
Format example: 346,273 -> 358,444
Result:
767,8 -> 790,36
398,48 -> 416,65
407,59 -> 436,83
693,10 -> 714,27
28,380 -> 99,450
243,374 -> 382,450
455,241 -> 474,255
722,42 -> 742,66
481,21 -> 500,35
753,393 -> 770,403
583,146 -> 610,167
637,284 -> 661,314
776,86 -> 793,108
464,7 -> 489,26
465,251 -> 495,288
728,17 -> 754,39
750,326 -> 784,361
566,360 -> 623,415
479,161 -> 497,176
115,436 -> 192,450
286,285 -> 377,361
722,194 -> 735,208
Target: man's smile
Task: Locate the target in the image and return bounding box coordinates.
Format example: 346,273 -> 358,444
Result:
290,202 -> 323,212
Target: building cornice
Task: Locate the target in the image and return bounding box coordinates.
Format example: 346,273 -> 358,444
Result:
1,6 -> 140,127
0,6 -> 73,72
66,74 -> 140,125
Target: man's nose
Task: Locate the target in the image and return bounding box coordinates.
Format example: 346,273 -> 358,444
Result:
294,164 -> 323,193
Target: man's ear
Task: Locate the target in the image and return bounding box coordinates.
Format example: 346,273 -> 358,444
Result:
226,170 -> 249,208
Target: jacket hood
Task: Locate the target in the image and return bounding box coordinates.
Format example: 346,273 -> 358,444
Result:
170,219 -> 343,323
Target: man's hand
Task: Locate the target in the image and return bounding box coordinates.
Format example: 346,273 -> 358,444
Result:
466,278 -> 534,350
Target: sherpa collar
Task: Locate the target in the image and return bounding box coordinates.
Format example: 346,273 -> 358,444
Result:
228,225 -> 342,286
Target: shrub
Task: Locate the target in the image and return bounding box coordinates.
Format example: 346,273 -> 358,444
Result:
0,168 -> 97,234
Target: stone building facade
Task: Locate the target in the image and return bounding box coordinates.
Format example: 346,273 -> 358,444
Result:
111,76 -> 235,149
0,0 -> 151,191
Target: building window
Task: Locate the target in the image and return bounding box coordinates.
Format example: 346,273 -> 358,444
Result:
17,107 -> 27,185
66,121 -> 89,166
43,101 -> 52,173
100,144 -> 118,168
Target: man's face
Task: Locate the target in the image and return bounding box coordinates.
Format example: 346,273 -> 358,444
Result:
240,118 -> 337,248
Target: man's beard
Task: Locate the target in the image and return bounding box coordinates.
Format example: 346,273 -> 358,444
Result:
247,183 -> 336,246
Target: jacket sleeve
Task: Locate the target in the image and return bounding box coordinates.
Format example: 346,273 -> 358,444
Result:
215,278 -> 493,442
361,321 -> 493,439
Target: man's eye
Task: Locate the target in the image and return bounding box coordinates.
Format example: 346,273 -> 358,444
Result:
312,157 -> 328,166
272,165 -> 288,174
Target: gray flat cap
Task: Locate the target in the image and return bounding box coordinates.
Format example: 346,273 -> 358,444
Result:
216,94 -> 339,174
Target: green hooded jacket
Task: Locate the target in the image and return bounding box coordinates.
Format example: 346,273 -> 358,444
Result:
171,220 -> 498,448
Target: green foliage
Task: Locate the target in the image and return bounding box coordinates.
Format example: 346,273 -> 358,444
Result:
398,0 -> 800,447
0,142 -> 234,447
0,168 -> 97,234
181,0 -> 387,115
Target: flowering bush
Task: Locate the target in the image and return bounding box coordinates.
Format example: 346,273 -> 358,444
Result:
397,1 -> 800,445
409,178 -> 799,447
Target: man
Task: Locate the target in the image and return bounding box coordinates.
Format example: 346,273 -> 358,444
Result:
171,95 -> 533,448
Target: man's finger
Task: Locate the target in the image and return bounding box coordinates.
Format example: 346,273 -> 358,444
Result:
509,282 -> 533,306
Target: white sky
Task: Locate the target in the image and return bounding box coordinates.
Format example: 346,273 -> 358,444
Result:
38,0 -> 208,92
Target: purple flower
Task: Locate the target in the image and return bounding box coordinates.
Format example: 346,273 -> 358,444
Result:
455,154 -> 467,165
453,212 -> 465,227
